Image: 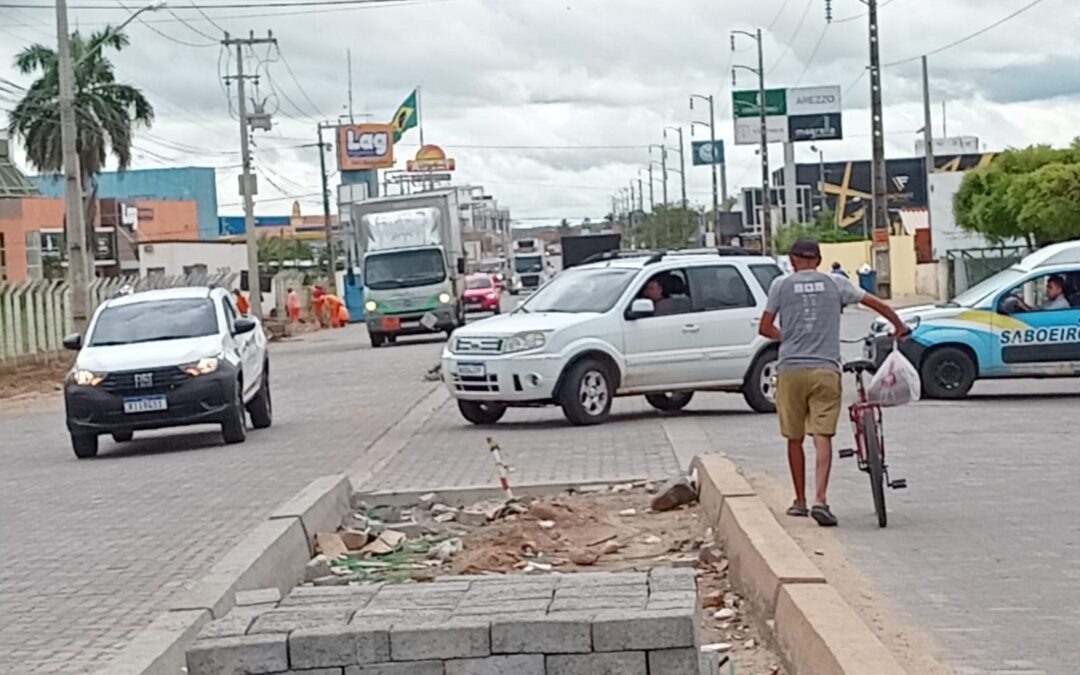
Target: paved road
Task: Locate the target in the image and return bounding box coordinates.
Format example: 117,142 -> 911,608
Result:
6,307 -> 1080,674
0,326 -> 441,675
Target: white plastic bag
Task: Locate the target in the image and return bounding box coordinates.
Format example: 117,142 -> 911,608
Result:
866,348 -> 921,407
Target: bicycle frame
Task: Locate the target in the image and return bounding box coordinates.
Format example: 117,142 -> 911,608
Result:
848,370 -> 884,473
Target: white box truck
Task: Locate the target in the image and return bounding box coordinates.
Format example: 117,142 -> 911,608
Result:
511,237 -> 547,294
350,190 -> 466,347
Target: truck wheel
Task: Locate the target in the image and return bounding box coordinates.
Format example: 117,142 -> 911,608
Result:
246,366 -> 273,430
743,347 -> 779,413
559,358 -> 613,425
72,434 -> 99,459
370,332 -> 385,348
457,400 -> 507,425
221,380 -> 247,444
645,392 -> 694,412
920,347 -> 975,399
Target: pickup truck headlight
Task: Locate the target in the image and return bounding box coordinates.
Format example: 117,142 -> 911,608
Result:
503,331 -> 547,353
183,358 -> 219,376
70,369 -> 105,386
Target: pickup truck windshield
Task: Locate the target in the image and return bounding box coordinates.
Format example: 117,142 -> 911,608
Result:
521,268 -> 635,313
89,298 -> 219,346
514,256 -> 543,274
365,249 -> 446,290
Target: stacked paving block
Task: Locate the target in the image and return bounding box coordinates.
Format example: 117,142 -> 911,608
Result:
186,569 -> 702,674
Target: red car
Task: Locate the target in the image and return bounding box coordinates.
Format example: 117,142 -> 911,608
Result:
462,274 -> 502,314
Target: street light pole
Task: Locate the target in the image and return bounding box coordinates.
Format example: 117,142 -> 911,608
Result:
691,94 -> 722,239
810,144 -> 826,218
732,28 -> 772,255
664,126 -> 688,212
867,0 -> 891,297
649,145 -> 669,205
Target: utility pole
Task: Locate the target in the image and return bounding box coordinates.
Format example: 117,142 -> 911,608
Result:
224,31 -> 277,319
646,164 -> 656,211
664,126 -> 687,212
650,144 -> 669,205
691,93 -> 724,240
316,123 -> 337,294
867,0 -> 891,297
637,177 -> 644,212
732,28 -> 772,254
56,0 -> 90,331
921,55 -> 935,237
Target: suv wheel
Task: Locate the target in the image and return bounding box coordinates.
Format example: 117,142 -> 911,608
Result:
247,365 -> 273,429
645,392 -> 694,412
921,347 -> 975,399
221,379 -> 247,444
559,359 -> 613,426
743,347 -> 779,413
457,400 -> 507,425
71,434 -> 99,459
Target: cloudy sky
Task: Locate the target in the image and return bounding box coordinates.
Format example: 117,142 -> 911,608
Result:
1,0 -> 1078,225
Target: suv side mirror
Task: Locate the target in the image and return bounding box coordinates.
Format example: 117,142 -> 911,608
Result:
233,318 -> 257,335
626,298 -> 656,320
63,333 -> 83,351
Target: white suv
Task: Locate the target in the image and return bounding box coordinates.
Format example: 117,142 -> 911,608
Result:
442,251 -> 783,425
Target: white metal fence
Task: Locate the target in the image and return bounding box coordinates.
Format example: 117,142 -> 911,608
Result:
0,272 -> 237,364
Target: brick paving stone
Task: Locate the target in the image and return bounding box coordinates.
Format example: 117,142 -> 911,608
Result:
591,608 -> 697,652
545,651 -> 647,675
198,607 -> 267,639
248,608 -> 352,635
289,621 -> 392,668
444,654 -> 544,675
345,662 -> 444,675
491,614 -> 593,654
390,618 -> 490,661
185,633 -> 288,675
647,648 -> 700,675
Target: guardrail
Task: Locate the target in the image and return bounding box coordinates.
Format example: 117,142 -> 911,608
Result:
0,272 -> 238,364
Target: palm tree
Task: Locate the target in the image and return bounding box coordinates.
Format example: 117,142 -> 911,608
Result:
7,27 -> 153,254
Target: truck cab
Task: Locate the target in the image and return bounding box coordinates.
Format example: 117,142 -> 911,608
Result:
351,193 -> 467,348
512,238 -> 546,294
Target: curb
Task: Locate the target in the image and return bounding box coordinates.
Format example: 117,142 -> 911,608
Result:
692,454 -> 908,675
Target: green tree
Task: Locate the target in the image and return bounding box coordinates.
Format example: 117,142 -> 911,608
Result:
8,27 -> 154,249
631,205 -> 699,249
955,140 -> 1080,247
773,218 -> 864,255
258,236 -> 313,265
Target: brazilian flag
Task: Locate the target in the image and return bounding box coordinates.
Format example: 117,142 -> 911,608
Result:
390,89 -> 418,143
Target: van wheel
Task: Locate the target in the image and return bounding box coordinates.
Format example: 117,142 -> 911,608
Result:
246,366 -> 272,429
743,347 -> 779,413
221,380 -> 247,444
559,358 -> 613,425
645,392 -> 694,412
920,347 -> 975,399
457,400 -> 507,425
72,434 -> 99,459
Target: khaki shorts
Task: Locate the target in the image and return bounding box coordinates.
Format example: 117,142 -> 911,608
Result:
776,369 -> 843,439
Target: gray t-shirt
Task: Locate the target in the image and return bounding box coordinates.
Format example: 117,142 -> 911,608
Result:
765,270 -> 866,373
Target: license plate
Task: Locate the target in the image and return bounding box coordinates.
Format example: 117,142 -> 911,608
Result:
381,316 -> 401,331
456,362 -> 486,377
420,312 -> 438,330
123,395 -> 168,414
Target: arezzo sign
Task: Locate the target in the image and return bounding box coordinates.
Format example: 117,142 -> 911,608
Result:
732,85 -> 843,145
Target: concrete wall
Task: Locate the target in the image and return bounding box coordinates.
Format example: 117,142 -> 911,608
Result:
140,241 -> 248,278
817,236 -> 918,297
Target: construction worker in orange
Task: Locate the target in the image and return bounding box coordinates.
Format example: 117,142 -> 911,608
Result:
312,286 -> 328,327
286,288 -> 301,323
322,294 -> 349,328
233,289 -> 251,315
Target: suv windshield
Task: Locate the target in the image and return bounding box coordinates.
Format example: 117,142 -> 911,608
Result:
466,276 -> 493,290
89,298 -> 219,346
947,268 -> 1024,307
521,267 -> 635,313
365,249 -> 446,290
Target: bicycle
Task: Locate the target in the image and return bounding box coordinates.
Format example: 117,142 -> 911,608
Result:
839,357 -> 907,527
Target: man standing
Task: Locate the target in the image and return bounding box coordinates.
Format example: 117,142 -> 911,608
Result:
759,240 -> 909,527
286,288 -> 301,323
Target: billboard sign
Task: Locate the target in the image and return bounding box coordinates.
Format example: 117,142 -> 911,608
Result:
788,113 -> 843,142
732,86 -> 843,145
337,124 -> 395,171
406,144 -> 456,173
691,140 -> 726,166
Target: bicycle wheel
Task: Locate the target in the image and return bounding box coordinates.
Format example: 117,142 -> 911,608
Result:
862,413 -> 887,528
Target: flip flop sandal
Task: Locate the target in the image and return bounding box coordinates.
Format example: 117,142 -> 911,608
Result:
786,504 -> 809,517
811,505 -> 838,527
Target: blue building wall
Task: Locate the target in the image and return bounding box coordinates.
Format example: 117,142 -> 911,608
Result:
218,215 -> 291,236
30,167 -> 220,240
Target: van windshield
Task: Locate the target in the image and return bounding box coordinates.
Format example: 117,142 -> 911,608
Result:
947,268 -> 1025,307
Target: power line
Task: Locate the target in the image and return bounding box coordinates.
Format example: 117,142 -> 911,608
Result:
189,0 -> 228,32
164,5 -> 219,40
276,45 -> 325,119
764,0 -> 792,32
114,0 -> 217,47
831,0 -> 899,23
2,0 -> 441,9
767,0 -> 814,75
882,0 -> 1050,67
793,22 -> 829,86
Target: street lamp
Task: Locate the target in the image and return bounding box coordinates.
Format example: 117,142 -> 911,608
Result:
690,93 -> 726,239
76,3 -> 166,67
648,144 -> 668,205
662,126 -> 687,211
732,27 -> 772,255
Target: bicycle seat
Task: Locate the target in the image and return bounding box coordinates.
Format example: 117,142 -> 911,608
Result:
843,359 -> 878,374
